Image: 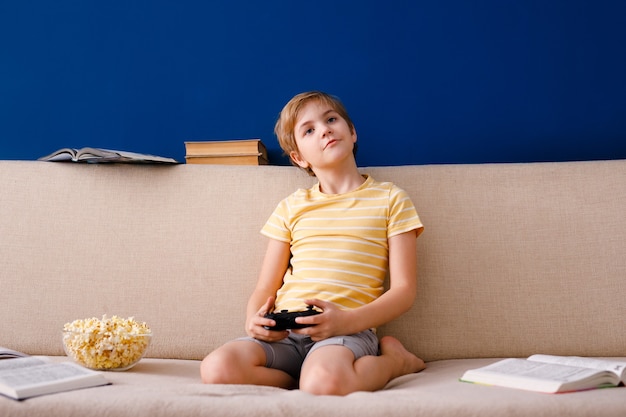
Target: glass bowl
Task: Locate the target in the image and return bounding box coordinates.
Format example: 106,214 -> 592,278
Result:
62,330 -> 152,371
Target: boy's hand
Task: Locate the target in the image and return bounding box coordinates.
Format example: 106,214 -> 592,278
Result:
292,299 -> 352,341
246,296 -> 289,342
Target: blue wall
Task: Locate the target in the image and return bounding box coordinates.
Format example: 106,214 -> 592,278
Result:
1,1 -> 625,166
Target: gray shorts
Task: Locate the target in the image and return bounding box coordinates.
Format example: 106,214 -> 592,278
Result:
236,330 -> 379,380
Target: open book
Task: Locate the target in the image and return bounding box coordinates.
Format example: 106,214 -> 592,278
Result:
38,147 -> 178,164
0,348 -> 109,400
0,346 -> 28,360
460,354 -> 626,393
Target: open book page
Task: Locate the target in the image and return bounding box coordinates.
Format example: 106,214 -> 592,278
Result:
37,148 -> 80,162
81,148 -> 178,163
528,355 -> 626,383
460,358 -> 620,393
73,148 -> 119,161
0,347 -> 29,360
0,356 -> 46,370
38,147 -> 178,164
477,359 -> 607,382
0,357 -> 109,400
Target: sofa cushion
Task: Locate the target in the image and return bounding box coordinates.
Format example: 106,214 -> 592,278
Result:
2,357 -> 625,417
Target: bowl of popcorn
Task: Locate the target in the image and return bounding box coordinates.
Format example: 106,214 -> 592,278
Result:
62,315 -> 152,371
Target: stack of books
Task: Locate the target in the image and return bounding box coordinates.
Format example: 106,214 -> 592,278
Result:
184,139 -> 269,165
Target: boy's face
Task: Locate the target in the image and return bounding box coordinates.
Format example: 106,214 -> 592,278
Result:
290,100 -> 357,173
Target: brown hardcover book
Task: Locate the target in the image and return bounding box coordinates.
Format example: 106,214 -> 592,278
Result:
184,139 -> 267,158
185,154 -> 269,165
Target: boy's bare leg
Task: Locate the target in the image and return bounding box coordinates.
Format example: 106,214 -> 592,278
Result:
299,336 -> 425,396
200,340 -> 296,389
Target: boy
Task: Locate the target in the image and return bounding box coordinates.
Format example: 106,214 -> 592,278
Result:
200,91 -> 425,395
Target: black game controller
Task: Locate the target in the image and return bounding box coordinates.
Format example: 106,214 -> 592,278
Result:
263,305 -> 321,331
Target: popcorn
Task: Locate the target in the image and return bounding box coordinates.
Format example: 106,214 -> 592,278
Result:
63,315 -> 152,370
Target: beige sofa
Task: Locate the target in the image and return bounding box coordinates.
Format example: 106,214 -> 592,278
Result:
1,159 -> 625,416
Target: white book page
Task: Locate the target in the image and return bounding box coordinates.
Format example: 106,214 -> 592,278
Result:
0,357 -> 47,371
0,347 -> 29,359
528,355 -> 626,381
485,359 -> 600,382
0,363 -> 93,389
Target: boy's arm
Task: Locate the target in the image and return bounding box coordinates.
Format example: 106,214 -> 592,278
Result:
245,238 -> 291,341
296,229 -> 418,340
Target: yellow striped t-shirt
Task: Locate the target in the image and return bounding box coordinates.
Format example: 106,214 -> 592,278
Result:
261,175 -> 423,312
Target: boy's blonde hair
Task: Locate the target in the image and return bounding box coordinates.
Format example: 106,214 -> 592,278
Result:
274,91 -> 357,176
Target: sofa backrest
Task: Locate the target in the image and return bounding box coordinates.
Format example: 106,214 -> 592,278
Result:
1,160 -> 625,362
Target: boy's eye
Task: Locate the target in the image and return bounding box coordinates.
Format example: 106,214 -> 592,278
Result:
328,117 -> 336,123
305,128 -> 313,135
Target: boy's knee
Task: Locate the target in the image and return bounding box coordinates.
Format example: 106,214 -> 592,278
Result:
200,354 -> 220,384
299,366 -> 350,396
200,351 -> 236,384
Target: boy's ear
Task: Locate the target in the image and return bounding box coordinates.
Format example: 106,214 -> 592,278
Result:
290,151 -> 309,170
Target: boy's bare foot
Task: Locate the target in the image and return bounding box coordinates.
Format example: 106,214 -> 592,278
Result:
380,335 -> 426,378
